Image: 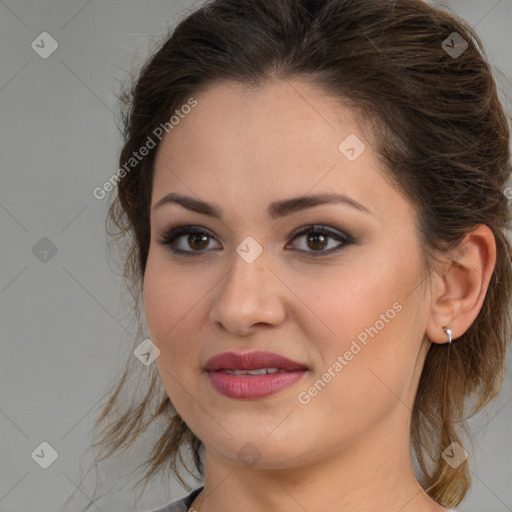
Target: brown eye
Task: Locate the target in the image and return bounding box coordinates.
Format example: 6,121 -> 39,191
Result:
156,225 -> 221,257
287,225 -> 352,255
187,232 -> 210,251
305,231 -> 329,251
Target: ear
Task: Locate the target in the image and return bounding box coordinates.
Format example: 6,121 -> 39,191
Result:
425,225 -> 497,344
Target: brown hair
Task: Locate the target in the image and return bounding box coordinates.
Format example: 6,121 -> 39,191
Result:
77,0 -> 512,509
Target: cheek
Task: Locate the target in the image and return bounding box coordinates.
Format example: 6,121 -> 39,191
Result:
143,264 -> 172,343
143,258 -> 205,411
299,260 -> 405,352
143,255 -> 202,362
296,250 -> 420,399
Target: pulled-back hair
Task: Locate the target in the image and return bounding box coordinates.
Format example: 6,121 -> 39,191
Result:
79,0 -> 512,509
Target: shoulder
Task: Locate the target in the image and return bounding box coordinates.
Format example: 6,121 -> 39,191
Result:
149,485 -> 204,512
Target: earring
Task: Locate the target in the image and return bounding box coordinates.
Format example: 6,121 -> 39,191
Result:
442,326 -> 452,344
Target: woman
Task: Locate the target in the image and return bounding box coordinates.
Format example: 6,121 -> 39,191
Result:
82,0 -> 512,511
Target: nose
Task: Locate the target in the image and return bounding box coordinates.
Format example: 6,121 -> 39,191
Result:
208,247 -> 287,336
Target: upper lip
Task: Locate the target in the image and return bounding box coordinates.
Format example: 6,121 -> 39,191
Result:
204,351 -> 309,371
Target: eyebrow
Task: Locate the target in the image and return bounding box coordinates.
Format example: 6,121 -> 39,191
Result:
152,192 -> 371,219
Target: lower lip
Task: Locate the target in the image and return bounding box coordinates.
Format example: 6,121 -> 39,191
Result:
206,370 -> 308,399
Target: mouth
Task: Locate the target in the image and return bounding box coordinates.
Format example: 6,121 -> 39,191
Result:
204,351 -> 309,399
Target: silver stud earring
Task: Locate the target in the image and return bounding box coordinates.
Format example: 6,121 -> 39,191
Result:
443,326 -> 452,344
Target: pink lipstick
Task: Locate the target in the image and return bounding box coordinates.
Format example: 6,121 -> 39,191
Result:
204,351 -> 308,399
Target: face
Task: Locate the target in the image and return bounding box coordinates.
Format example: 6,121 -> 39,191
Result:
143,79 -> 432,470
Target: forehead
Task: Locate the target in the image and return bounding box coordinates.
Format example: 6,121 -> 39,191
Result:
158,79 -> 362,159
151,79 -> 415,229
154,80 -> 363,182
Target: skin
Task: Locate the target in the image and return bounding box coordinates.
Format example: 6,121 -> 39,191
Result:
143,79 -> 496,512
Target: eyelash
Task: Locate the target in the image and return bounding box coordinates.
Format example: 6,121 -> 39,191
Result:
156,223 -> 353,258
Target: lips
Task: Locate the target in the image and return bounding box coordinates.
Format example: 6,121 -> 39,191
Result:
204,351 -> 309,399
204,351 -> 308,372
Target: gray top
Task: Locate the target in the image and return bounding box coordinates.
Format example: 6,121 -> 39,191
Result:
151,486 -> 204,512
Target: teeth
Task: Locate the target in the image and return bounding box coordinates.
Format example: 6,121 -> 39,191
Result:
223,367 -> 280,375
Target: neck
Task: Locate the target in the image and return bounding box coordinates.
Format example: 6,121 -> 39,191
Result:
189,408 -> 447,512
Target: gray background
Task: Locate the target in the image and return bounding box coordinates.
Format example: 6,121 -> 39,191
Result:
1,1 -> 511,511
